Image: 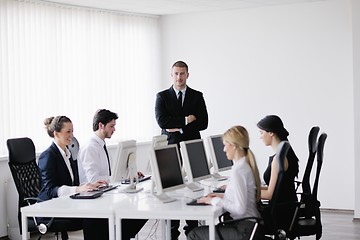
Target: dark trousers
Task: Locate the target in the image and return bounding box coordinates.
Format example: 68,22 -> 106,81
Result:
171,219 -> 198,239
83,218 -> 148,240
187,220 -> 264,240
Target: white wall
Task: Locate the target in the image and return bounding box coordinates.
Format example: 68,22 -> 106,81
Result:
351,0 -> 360,219
0,158 -> 10,237
160,0 -> 355,210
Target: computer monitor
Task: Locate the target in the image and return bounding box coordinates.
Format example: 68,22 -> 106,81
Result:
149,144 -> 185,203
146,135 -> 168,173
207,134 -> 233,180
180,139 -> 212,191
110,140 -> 143,193
152,135 -> 168,148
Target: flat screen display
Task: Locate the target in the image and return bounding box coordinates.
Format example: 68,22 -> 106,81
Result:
211,136 -> 233,170
155,146 -> 184,189
185,140 -> 210,179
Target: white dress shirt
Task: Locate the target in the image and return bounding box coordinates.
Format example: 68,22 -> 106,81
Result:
211,157 -> 261,220
78,133 -> 111,184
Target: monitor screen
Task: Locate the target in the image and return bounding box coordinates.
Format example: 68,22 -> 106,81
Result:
208,135 -> 233,173
110,140 -> 137,183
150,144 -> 185,195
180,139 -> 211,183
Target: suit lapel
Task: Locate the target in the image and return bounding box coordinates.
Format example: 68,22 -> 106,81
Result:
50,143 -> 72,183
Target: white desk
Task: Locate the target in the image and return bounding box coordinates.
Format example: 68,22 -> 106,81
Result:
21,178 -> 227,240
20,191 -> 134,240
115,192 -> 224,240
114,178 -> 227,240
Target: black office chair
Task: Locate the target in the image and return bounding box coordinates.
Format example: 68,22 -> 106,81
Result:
295,126 -> 320,193
216,216 -> 264,240
259,141 -> 298,240
7,137 -> 74,240
291,133 -> 327,240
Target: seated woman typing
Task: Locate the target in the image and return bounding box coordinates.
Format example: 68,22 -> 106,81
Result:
38,116 -> 106,239
257,115 -> 299,231
257,115 -> 299,201
187,125 -> 263,240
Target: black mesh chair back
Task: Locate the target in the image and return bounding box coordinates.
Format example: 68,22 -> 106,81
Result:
296,126 -> 320,200
292,132 -> 327,240
7,137 -> 41,234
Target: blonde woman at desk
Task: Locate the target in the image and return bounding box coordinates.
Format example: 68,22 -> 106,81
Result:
187,125 -> 263,240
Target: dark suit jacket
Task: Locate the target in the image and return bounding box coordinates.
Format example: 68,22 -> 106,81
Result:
155,85 -> 208,144
38,142 -> 80,201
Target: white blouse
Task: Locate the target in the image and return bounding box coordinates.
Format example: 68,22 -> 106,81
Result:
211,157 -> 261,219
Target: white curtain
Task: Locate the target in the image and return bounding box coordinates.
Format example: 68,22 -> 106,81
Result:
0,0 -> 162,155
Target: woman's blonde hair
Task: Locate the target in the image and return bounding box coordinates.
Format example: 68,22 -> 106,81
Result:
223,125 -> 261,202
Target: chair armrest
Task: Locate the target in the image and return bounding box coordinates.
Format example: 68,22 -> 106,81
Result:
24,197 -> 44,206
218,216 -> 263,226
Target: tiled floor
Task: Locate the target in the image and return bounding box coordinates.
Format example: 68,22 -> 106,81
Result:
27,209 -> 360,240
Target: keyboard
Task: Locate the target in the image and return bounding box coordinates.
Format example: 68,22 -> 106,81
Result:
213,187 -> 225,193
121,175 -> 151,184
97,184 -> 118,192
186,198 -> 209,206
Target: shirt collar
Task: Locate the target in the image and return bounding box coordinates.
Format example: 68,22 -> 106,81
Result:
233,156 -> 247,166
54,141 -> 71,159
173,85 -> 187,96
93,132 -> 106,147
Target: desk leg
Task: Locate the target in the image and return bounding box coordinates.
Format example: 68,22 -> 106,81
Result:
165,219 -> 171,240
115,218 -> 121,240
209,218 -> 215,240
21,214 -> 28,240
109,216 -> 115,240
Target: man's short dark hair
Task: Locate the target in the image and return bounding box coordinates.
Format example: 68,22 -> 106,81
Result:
93,109 -> 118,131
172,61 -> 188,72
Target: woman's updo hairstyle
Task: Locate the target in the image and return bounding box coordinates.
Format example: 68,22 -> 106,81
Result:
44,116 -> 71,138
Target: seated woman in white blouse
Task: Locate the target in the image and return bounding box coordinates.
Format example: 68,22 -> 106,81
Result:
187,125 -> 263,240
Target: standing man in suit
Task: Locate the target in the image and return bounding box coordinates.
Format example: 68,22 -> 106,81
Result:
155,60 -> 209,239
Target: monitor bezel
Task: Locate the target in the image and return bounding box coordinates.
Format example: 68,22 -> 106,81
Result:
149,144 -> 186,195
110,140 -> 137,184
180,139 -> 212,184
207,134 -> 233,174
152,135 -> 168,148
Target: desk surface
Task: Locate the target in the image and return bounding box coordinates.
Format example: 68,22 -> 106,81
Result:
21,176 -> 228,240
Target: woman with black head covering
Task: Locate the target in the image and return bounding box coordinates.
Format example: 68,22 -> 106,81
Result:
257,115 -> 299,232
257,115 -> 299,202
257,115 -> 300,234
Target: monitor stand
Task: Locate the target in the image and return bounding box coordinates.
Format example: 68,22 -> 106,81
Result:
124,156 -> 144,193
124,183 -> 143,193
186,182 -> 204,192
211,173 -> 228,181
153,193 -> 177,203
150,179 -> 177,203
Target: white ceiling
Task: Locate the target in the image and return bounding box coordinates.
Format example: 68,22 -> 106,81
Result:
44,0 -> 328,16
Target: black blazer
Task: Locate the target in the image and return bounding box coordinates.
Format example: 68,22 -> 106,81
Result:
155,85 -> 208,144
38,142 -> 79,201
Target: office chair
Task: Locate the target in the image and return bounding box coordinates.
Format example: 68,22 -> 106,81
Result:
216,216 -> 264,240
259,141 -> 298,240
7,137 -> 74,240
291,133 -> 327,240
295,126 -> 320,193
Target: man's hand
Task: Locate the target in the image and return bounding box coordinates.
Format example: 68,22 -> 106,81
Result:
166,128 -> 180,132
186,115 -> 196,124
